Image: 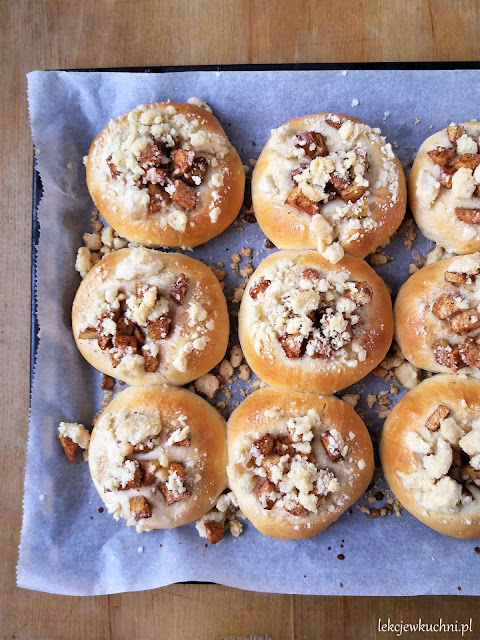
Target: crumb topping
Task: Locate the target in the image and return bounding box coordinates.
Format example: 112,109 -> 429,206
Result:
247,258 -> 373,369
398,403 -> 480,514
425,254 -> 480,373
75,248 -> 214,375
195,490 -> 244,543
228,406 -> 361,518
95,408 -> 197,531
58,422 -> 91,462
418,123 -> 480,241
91,102 -> 231,231
257,115 -> 400,261
58,422 -> 91,449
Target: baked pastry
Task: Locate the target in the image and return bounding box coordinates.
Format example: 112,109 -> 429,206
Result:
380,374 -> 480,538
395,253 -> 480,377
238,250 -> 393,394
86,100 -> 245,248
227,388 -> 373,539
409,122 -> 480,254
89,385 -> 227,531
251,112 -> 406,262
72,247 -> 228,386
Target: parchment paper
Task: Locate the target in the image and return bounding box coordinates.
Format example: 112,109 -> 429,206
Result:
19,69 -> 480,596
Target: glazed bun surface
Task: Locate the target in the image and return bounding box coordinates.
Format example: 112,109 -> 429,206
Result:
252,112 -> 406,260
72,247 -> 229,386
239,250 -> 393,394
86,101 -> 245,248
380,375 -> 480,538
395,253 -> 480,377
89,385 -> 227,531
408,122 -> 480,254
227,388 -> 374,539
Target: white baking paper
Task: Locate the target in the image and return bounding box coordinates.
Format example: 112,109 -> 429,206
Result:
19,69 -> 480,596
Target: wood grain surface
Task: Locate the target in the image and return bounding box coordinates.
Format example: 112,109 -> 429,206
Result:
1,1 -> 479,638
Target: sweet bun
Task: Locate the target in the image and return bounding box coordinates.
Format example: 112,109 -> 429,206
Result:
238,250 -> 393,395
89,385 -> 227,531
86,100 -> 245,248
395,253 -> 480,377
72,247 -> 228,386
227,388 -> 373,540
408,121 -> 480,254
380,375 -> 480,538
251,112 -> 406,262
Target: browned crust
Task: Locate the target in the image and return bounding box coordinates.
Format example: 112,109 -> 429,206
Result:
251,112 -> 406,256
86,101 -> 245,248
380,375 -> 480,538
408,122 -> 480,254
72,248 -> 229,386
394,255 -> 480,376
238,250 -> 394,394
227,388 -> 374,539
89,385 -> 227,529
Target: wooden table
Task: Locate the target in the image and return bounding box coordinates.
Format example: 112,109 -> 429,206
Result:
1,1 -> 479,638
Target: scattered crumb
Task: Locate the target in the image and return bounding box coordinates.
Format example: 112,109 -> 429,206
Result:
195,491 -> 244,543
238,364 -> 251,380
367,250 -> 393,266
194,373 -> 220,398
351,98 -> 359,107
75,213 -> 128,278
238,263 -> 254,279
209,265 -> 226,282
219,359 -> 234,381
399,216 -> 416,250
394,361 -> 421,389
230,346 -> 243,368
233,287 -> 244,302
83,232 -> 102,251
358,487 -> 402,519
408,263 -> 419,275
341,394 -> 360,408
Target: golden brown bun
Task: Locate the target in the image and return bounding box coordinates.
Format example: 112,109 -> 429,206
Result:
89,385 -> 227,530
408,122 -> 480,254
394,255 -> 480,377
86,101 -> 245,248
380,375 -> 480,538
227,388 -> 374,539
251,112 -> 406,256
72,248 -> 229,386
238,250 -> 393,394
